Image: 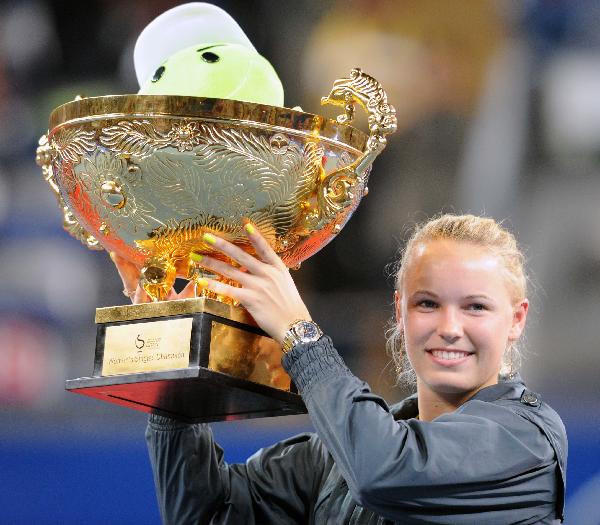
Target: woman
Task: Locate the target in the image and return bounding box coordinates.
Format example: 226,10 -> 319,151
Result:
113,214 -> 567,524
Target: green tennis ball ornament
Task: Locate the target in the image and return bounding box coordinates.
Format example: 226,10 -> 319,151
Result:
139,43 -> 284,106
134,3 -> 284,107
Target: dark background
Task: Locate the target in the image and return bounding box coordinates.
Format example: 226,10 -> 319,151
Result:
1,1 -> 599,523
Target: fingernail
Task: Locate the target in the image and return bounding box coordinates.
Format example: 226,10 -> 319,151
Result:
190,252 -> 203,263
109,251 -> 117,262
244,223 -> 255,235
196,278 -> 209,287
203,232 -> 217,245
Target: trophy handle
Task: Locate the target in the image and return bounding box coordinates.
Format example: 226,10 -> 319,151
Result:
304,68 -> 397,231
36,134 -> 103,251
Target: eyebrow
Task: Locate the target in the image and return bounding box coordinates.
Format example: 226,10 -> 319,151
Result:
412,291 -> 493,301
413,290 -> 439,297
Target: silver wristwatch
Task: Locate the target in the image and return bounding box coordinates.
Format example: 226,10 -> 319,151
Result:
281,320 -> 323,354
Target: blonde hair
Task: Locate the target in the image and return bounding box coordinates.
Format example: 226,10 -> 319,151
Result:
386,214 -> 528,386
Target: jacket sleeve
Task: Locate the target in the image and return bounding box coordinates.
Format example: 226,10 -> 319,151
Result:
145,415 -> 332,525
282,336 -> 560,523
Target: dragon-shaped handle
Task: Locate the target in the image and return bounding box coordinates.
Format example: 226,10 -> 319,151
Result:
35,134 -> 103,251
303,68 -> 397,232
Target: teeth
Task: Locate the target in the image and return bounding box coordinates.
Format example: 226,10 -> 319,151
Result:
431,350 -> 470,360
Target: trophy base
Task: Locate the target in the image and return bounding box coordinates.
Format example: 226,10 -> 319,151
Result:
66,368 -> 306,423
66,297 -> 306,422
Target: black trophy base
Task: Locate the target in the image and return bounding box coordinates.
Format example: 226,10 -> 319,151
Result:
66,367 -> 306,423
66,298 -> 307,423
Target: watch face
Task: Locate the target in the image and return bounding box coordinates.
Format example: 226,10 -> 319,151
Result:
296,321 -> 320,341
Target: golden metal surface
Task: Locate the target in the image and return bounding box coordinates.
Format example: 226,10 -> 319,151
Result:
38,69 -> 396,301
48,95 -> 368,150
208,321 -> 290,391
35,134 -> 102,250
102,317 -> 192,376
95,297 -> 257,325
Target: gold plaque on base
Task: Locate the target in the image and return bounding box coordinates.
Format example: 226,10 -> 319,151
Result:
102,317 -> 192,376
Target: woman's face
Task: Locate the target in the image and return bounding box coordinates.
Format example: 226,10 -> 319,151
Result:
396,239 -> 528,397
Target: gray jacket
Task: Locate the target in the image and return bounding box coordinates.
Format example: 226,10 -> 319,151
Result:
146,336 -> 567,524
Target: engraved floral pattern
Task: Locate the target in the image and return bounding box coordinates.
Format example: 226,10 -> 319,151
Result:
269,133 -> 290,155
212,182 -> 257,220
100,120 -> 170,157
76,150 -> 158,235
167,122 -> 203,152
57,162 -> 79,195
52,127 -> 96,163
36,134 -> 103,251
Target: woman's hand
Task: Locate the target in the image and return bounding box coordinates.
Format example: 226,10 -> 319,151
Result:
196,224 -> 311,344
109,253 -> 195,305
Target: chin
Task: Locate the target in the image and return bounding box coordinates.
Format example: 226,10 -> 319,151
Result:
419,371 -> 481,396
421,368 -> 501,397
428,380 -> 475,395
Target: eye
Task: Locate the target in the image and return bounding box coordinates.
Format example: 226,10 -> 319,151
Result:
152,65 -> 165,82
467,302 -> 487,311
417,299 -> 437,310
200,51 -> 220,63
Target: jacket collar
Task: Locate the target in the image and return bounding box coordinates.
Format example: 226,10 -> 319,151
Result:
391,375 -> 527,420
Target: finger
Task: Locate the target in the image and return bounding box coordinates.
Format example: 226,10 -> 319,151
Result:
110,252 -> 140,294
202,232 -> 268,275
132,284 -> 151,305
197,276 -> 246,304
196,255 -> 252,286
243,222 -> 285,268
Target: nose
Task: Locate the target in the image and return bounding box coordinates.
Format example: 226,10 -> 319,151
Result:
437,307 -> 463,343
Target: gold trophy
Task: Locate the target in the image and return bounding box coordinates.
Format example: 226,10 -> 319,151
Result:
36,68 -> 397,422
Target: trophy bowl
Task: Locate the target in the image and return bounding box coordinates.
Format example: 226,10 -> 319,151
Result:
36,68 -> 397,422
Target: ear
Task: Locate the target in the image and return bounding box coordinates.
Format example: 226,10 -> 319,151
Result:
394,290 -> 403,328
508,299 -> 529,341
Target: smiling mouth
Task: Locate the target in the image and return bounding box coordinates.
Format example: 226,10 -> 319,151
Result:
427,349 -> 474,361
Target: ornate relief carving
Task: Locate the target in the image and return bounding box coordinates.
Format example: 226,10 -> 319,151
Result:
99,120 -> 171,156
76,150 -> 158,236
52,127 -> 96,163
36,134 -> 103,251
